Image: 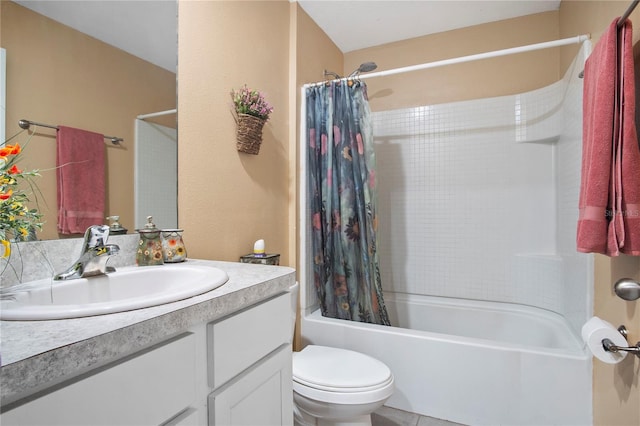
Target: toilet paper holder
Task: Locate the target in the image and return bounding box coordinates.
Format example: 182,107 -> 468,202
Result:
602,326 -> 640,358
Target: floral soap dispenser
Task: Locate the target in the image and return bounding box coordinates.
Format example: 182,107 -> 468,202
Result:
136,216 -> 164,266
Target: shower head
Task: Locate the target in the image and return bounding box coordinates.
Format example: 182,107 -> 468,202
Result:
324,69 -> 342,79
348,61 -> 378,77
324,62 -> 377,80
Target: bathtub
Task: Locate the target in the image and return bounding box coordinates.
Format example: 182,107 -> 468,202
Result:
300,292 -> 592,426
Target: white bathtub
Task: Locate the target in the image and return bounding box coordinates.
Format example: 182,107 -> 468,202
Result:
300,292 -> 592,426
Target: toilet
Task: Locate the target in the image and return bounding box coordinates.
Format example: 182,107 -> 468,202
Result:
289,283 -> 395,426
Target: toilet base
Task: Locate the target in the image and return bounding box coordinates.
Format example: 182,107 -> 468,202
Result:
294,392 -> 382,426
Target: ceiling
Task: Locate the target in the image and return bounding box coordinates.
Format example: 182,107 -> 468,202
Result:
12,0 -> 561,72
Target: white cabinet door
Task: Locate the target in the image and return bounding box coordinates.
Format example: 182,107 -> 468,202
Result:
209,345 -> 292,426
2,333 -> 197,426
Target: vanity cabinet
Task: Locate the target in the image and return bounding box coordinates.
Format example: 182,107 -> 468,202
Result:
1,333 -> 199,426
208,292 -> 293,425
1,292 -> 293,426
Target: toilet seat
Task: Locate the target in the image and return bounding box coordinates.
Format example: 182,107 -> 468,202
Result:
293,345 -> 394,405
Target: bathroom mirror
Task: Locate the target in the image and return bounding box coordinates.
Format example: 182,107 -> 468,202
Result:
1,0 -> 178,240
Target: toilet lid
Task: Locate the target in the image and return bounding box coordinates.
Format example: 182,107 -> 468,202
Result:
293,345 -> 392,392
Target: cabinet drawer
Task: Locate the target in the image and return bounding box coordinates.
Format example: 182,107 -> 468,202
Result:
209,293 -> 290,388
2,333 -> 196,426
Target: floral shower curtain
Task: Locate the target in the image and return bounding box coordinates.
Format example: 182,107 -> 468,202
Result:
306,81 -> 390,326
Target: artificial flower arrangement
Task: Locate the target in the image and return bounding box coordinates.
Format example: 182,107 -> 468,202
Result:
230,85 -> 274,155
230,85 -> 274,121
0,132 -> 43,258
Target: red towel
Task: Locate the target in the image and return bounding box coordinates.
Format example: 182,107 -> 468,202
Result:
616,20 -> 640,255
578,19 -> 640,256
578,19 -> 618,254
56,126 -> 106,234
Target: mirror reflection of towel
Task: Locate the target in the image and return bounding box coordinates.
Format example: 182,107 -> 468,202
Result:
56,126 -> 105,235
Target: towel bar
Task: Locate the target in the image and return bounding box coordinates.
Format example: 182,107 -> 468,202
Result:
577,1 -> 640,78
18,119 -> 123,145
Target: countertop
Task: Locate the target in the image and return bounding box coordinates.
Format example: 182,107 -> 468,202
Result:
0,259 -> 296,406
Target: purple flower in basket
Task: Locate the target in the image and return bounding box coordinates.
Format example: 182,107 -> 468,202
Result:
231,85 -> 274,120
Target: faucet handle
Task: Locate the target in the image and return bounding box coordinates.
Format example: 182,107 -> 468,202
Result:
83,225 -> 111,249
54,227 -> 119,281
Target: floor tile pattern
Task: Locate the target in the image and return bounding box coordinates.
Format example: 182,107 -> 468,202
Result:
372,406 -> 467,426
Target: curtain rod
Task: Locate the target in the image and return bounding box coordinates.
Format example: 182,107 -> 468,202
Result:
619,0 -> 639,27
136,109 -> 177,120
304,34 -> 590,88
18,119 -> 123,145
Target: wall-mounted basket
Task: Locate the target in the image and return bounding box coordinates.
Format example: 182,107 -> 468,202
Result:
235,113 -> 266,155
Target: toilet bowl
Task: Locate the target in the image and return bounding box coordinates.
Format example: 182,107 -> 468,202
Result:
289,283 -> 394,426
292,345 -> 394,426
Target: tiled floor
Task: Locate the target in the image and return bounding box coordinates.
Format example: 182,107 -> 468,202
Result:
372,406 -> 467,426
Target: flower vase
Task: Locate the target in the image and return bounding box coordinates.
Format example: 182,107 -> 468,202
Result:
162,229 -> 187,263
236,113 -> 266,155
136,231 -> 164,266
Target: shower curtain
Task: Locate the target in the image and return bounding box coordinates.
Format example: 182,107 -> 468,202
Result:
306,81 -> 390,326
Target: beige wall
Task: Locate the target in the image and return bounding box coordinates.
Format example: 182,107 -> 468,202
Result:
592,255 -> 640,426
178,0 -> 291,264
1,1 -> 176,240
344,11 -> 560,111
559,3 -> 640,424
296,5 -> 343,88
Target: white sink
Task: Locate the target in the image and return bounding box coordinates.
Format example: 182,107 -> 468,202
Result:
0,264 -> 228,321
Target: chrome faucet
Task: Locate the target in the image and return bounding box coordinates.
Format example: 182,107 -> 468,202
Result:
54,225 -> 120,280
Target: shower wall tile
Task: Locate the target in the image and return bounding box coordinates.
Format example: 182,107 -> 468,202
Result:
374,93 -> 555,307
373,45 -> 592,327
511,254 -> 563,313
555,44 -> 593,334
